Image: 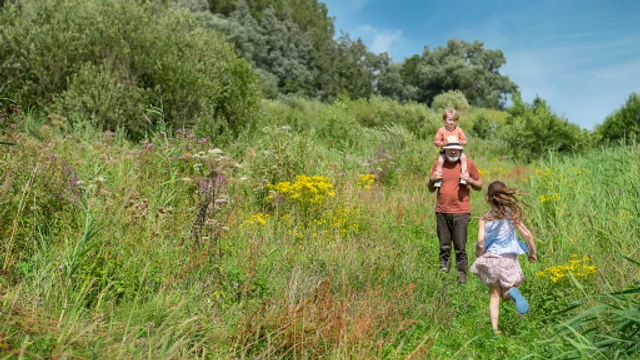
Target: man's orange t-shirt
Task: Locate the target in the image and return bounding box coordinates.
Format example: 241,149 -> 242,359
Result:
431,158 -> 480,214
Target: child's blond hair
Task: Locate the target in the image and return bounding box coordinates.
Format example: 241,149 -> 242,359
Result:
442,108 -> 459,122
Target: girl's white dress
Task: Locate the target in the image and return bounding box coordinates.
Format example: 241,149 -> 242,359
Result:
470,216 -> 529,288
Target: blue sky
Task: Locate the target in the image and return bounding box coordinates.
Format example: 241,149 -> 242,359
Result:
322,0 -> 640,129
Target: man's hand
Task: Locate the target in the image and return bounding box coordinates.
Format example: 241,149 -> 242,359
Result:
465,175 -> 483,191
528,253 -> 537,263
428,170 -> 441,193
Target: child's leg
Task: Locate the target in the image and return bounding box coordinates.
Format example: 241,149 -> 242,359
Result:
460,152 -> 468,176
433,153 -> 445,187
489,287 -> 501,332
458,152 -> 469,185
501,287 -> 511,300
436,154 -> 445,175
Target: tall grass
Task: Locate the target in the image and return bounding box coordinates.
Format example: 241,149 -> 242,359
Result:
0,98 -> 638,358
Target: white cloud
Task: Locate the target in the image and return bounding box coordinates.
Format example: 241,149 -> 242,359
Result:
357,25 -> 403,54
455,11 -> 640,129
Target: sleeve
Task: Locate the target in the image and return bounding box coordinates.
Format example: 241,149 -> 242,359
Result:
430,162 -> 438,175
434,128 -> 445,147
467,159 -> 480,180
457,128 -> 467,145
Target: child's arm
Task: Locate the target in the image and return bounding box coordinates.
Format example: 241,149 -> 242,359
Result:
457,128 -> 467,146
476,217 -> 486,258
434,128 -> 445,147
516,220 -> 536,262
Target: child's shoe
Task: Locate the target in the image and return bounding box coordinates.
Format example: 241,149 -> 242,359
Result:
508,288 -> 529,314
434,179 -> 442,188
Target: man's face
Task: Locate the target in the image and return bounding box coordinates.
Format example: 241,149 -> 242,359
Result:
444,149 -> 460,162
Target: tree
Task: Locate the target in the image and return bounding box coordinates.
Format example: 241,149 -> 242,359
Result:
207,0 -> 237,16
0,0 -> 260,138
256,8 -> 314,95
499,96 -> 583,161
595,92 -> 640,143
399,38 -> 518,109
334,33 -> 386,100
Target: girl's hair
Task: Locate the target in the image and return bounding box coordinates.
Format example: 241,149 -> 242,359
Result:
485,181 -> 527,223
442,108 -> 459,122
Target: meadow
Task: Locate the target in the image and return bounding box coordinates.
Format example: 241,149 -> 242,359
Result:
1,0 -> 638,357
0,96 -> 638,359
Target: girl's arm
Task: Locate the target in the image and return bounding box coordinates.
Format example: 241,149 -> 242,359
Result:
476,218 -> 486,258
516,220 -> 536,262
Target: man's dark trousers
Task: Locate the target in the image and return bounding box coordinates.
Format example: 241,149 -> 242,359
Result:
436,212 -> 471,283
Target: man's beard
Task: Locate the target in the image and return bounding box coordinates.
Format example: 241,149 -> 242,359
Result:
446,155 -> 460,163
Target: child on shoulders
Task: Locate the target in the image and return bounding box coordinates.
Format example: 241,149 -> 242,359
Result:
433,108 -> 468,187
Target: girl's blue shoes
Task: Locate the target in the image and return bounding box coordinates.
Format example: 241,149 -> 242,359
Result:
508,288 -> 529,314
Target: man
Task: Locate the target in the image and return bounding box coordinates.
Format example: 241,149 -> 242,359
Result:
428,136 -> 483,284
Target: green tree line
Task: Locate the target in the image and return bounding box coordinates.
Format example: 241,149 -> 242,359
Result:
176,0 -> 519,108
1,0 -> 638,157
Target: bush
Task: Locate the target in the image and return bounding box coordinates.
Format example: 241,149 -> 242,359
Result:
0,0 -> 260,139
595,92 -> 640,143
499,96 -> 584,162
314,99 -> 361,150
465,108 -> 508,140
367,97 -> 441,140
430,90 -> 471,113
470,111 -> 492,139
50,64 -> 153,138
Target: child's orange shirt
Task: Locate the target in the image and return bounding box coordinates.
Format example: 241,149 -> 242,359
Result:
434,126 -> 467,148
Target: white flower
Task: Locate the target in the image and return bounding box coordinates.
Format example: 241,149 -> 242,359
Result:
97,177 -> 105,182
240,177 -> 248,181
208,148 -> 223,155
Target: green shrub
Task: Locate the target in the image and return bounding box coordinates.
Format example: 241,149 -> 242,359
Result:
369,97 -> 440,140
595,92 -> 640,143
0,0 -> 260,139
498,96 -> 584,162
470,111 -> 493,139
314,99 -> 361,150
50,64 -> 153,138
430,90 -> 471,113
